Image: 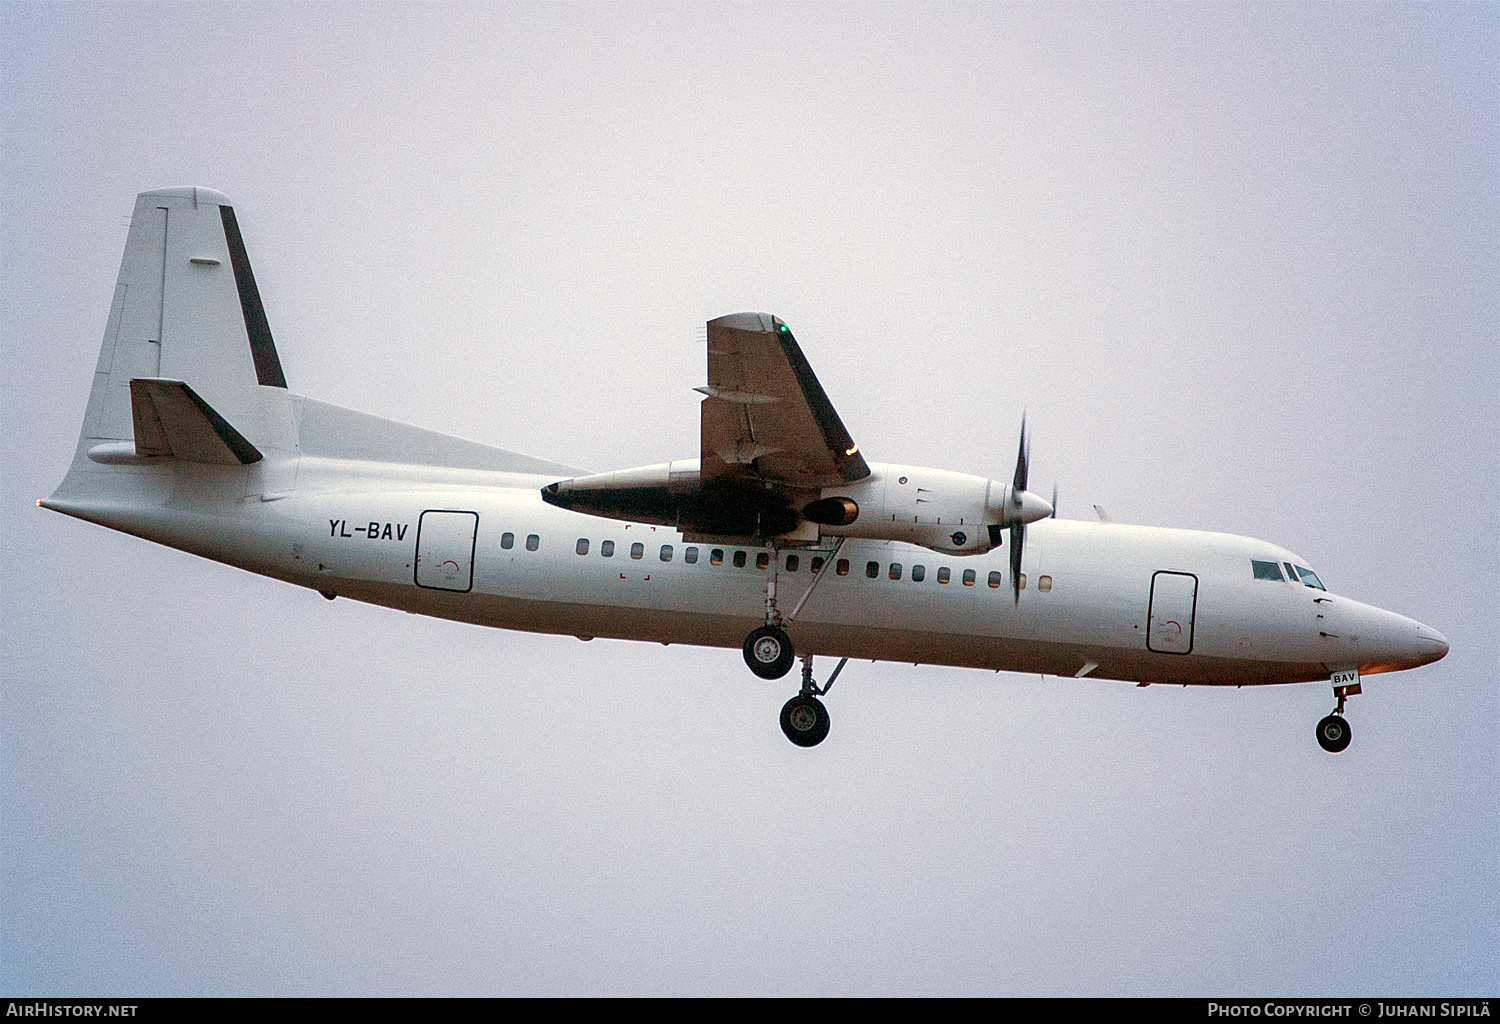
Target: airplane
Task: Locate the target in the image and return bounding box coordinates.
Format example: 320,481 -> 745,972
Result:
41,187 -> 1450,751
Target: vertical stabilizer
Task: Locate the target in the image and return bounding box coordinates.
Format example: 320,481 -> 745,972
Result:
79,187 -> 295,455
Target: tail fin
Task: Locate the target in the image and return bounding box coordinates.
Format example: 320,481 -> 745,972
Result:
78,187 -> 294,453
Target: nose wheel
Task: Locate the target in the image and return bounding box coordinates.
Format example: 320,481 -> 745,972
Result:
1316,685 -> 1355,753
1316,714 -> 1351,753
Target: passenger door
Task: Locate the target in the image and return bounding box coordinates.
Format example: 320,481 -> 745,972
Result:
415,510 -> 479,592
1147,571 -> 1198,654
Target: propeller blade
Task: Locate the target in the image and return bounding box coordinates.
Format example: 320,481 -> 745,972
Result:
1010,522 -> 1025,605
1012,414 -> 1029,494
1050,481 -> 1058,519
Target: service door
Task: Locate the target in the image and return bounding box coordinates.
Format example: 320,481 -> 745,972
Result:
415,510 -> 479,592
1147,571 -> 1198,654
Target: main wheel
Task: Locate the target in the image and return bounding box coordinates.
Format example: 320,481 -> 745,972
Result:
1316,714 -> 1352,753
743,624 -> 795,679
780,695 -> 830,747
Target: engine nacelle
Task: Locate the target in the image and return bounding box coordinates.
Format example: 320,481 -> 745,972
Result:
541,460 -> 1051,553
813,463 -> 1008,554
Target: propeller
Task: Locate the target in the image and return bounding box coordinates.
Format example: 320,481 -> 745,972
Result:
1051,481 -> 1058,519
985,415 -> 1052,604
1010,416 -> 1030,605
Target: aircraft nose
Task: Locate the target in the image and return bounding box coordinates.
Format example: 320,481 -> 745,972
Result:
1413,622 -> 1449,663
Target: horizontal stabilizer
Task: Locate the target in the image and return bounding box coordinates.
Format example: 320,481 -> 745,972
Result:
130,378 -> 262,465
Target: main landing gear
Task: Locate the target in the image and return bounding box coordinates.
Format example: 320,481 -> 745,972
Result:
744,548 -> 847,746
779,655 -> 847,747
743,624 -> 795,679
1316,685 -> 1356,754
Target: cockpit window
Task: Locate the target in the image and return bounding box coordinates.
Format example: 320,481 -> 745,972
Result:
1251,560 -> 1285,581
1294,566 -> 1326,590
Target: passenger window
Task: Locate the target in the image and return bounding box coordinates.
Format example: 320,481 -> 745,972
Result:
937,567 -> 950,584
1038,575 -> 1052,592
811,557 -> 825,574
631,542 -> 644,560
785,554 -> 800,573
962,569 -> 976,586
501,532 -> 514,550
911,565 -> 925,582
836,559 -> 849,576
525,534 -> 539,551
1252,560 -> 1285,581
685,546 -> 698,564
711,549 -> 724,566
734,550 -> 747,568
660,544 -> 673,562
756,552 -> 770,570
1294,566 -> 1326,590
889,563 -> 902,580
988,571 -> 1002,588
601,540 -> 615,557
866,561 -> 879,578
576,538 -> 589,555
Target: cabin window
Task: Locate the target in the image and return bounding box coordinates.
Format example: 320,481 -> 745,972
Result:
501,532 -> 514,550
811,557 -> 824,574
1252,560 -> 1285,581
525,534 -> 539,551
711,548 -> 724,566
576,538 -> 590,555
1017,573 -> 1027,590
962,569 -> 976,586
1294,566 -> 1326,591
889,563 -> 902,580
631,542 -> 644,560
684,546 -> 698,564
987,571 -> 1002,588
785,554 -> 800,573
660,544 -> 673,562
911,565 -> 926,582
756,552 -> 770,570
836,559 -> 850,576
866,561 -> 880,578
734,550 -> 747,568
601,540 -> 615,557
937,567 -> 950,584
1038,575 -> 1052,592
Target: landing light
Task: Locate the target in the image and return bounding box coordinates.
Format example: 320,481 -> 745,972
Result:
845,443 -> 858,456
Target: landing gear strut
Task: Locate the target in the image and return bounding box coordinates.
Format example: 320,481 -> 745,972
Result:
1316,686 -> 1355,754
779,655 -> 847,747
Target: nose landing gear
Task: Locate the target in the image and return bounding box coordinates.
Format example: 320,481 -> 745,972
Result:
1316,683 -> 1357,754
780,655 -> 847,747
1316,713 -> 1351,753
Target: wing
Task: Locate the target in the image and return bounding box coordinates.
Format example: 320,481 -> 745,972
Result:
699,313 -> 870,488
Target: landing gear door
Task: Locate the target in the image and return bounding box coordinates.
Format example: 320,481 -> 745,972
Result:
415,510 -> 478,592
1147,571 -> 1198,655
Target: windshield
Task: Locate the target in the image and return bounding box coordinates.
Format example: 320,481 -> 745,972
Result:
1294,565 -> 1326,590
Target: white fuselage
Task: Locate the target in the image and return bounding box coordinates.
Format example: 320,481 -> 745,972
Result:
45,450 -> 1447,688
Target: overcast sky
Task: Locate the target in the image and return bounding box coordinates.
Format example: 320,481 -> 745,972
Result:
3,1 -> 1496,996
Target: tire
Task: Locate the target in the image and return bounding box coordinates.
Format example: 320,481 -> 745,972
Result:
1316,714 -> 1351,753
743,624 -> 795,680
780,695 -> 830,747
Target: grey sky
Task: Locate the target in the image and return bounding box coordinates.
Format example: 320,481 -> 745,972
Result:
2,2 -> 1495,995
